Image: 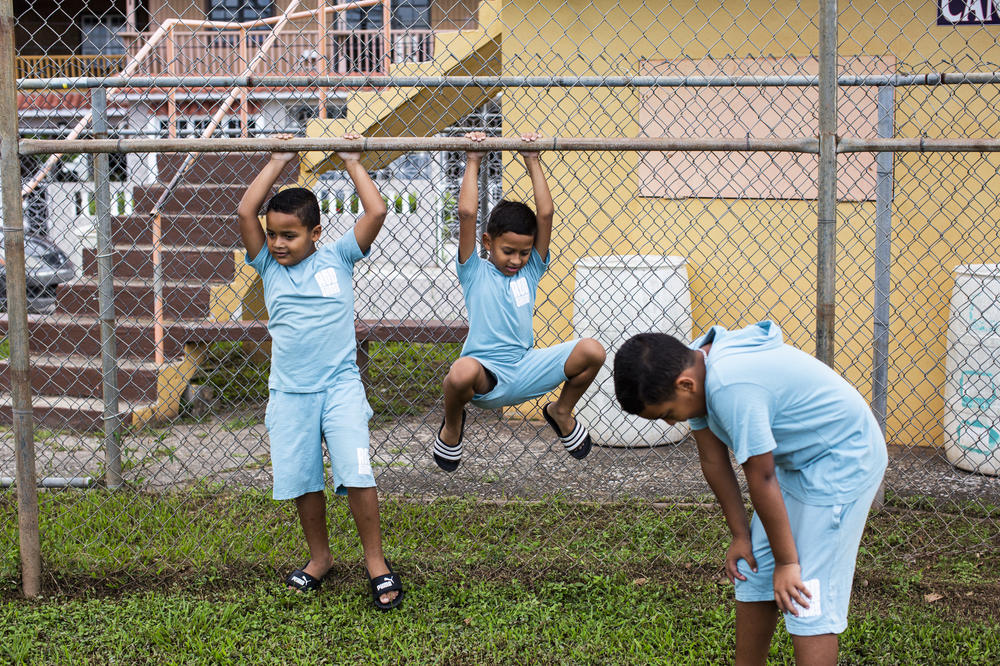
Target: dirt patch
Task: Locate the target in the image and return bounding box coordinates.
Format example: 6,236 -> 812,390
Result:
3,409 -> 1000,506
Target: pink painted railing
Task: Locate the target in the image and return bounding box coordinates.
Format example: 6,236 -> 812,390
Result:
126,29 -> 435,77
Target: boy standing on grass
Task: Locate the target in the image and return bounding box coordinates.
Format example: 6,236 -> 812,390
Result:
237,134 -> 402,610
433,131 -> 606,471
613,321 -> 887,665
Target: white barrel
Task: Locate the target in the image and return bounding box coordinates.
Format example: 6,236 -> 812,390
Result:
944,264 -> 1000,475
573,255 -> 693,447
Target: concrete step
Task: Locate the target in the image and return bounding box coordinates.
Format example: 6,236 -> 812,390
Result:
0,314 -> 270,360
0,354 -> 159,402
80,245 -> 236,281
156,152 -> 299,186
111,214 -> 241,248
0,393 -> 151,432
56,279 -> 213,320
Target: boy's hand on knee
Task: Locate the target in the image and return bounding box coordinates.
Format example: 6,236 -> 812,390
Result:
725,535 -> 756,583
773,562 -> 811,616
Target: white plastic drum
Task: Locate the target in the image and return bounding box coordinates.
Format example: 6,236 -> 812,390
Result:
944,264 -> 1000,475
573,255 -> 693,447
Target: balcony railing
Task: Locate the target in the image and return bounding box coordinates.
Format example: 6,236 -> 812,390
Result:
16,30 -> 434,81
17,54 -> 129,79
126,29 -> 435,78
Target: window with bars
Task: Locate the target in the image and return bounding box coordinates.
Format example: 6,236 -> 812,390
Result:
206,0 -> 274,24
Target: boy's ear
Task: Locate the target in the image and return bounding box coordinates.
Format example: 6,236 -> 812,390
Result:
481,232 -> 491,246
310,224 -> 322,242
676,374 -> 697,395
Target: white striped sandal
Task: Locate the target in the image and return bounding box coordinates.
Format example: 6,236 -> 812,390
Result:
542,403 -> 592,460
433,409 -> 466,472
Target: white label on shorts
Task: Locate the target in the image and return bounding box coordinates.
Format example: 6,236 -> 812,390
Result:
510,276 -> 530,307
357,448 -> 372,476
315,268 -> 341,297
791,578 -> 822,618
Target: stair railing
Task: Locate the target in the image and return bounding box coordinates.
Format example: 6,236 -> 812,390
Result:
20,20 -> 176,198
146,0 -> 385,364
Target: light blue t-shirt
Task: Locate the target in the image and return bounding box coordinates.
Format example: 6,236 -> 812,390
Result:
688,321 -> 887,505
247,233 -> 367,392
457,248 -> 549,365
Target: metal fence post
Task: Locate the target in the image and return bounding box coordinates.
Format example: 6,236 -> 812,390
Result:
871,84 -> 894,510
873,84 -> 894,432
816,0 -> 838,366
0,0 -> 41,598
92,87 -> 123,489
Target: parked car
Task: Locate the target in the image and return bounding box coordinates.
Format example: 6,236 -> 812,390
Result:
0,233 -> 75,313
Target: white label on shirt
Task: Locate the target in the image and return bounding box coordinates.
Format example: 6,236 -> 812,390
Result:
357,448 -> 372,476
315,268 -> 340,297
510,276 -> 530,307
790,578 -> 822,618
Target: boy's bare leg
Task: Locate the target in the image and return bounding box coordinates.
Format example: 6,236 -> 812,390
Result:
735,600 -> 779,666
547,338 -> 606,434
294,491 -> 334,582
790,634 -> 838,666
347,486 -> 398,606
440,357 -> 491,446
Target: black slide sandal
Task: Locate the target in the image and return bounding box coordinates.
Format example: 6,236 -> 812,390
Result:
433,409 -> 466,472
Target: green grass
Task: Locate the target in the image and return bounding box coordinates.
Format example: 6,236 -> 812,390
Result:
366,341 -> 460,423
0,492 -> 998,663
194,341 -> 458,423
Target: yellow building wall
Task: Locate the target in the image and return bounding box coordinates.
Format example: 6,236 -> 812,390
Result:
502,0 -> 1000,447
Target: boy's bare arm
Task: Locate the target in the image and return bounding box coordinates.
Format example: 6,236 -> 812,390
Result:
236,136 -> 296,260
519,131 -> 554,258
694,428 -> 754,582
742,452 -> 811,615
339,134 -> 387,254
457,131 -> 486,264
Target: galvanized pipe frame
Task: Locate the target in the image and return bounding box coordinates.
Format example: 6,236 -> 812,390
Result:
20,136 -> 1000,155
92,88 -> 124,490
0,0 -> 40,599
17,71 -> 1000,90
816,0 -> 838,366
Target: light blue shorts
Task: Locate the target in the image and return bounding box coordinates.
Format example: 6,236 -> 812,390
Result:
734,478 -> 883,636
469,340 -> 580,410
265,381 -> 375,500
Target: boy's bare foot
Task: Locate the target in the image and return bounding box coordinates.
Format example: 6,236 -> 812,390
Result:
365,557 -> 402,607
544,401 -> 575,435
286,553 -> 334,593
438,418 -> 462,447
543,402 -> 592,460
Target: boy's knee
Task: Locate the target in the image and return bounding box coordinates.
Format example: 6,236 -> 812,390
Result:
578,338 -> 606,366
444,358 -> 482,393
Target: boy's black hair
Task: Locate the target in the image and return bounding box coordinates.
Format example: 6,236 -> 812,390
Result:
485,199 -> 537,238
266,187 -> 321,230
613,332 -> 697,414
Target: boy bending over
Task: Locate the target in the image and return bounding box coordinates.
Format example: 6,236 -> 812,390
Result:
237,134 -> 402,610
614,321 -> 887,665
434,132 -> 606,471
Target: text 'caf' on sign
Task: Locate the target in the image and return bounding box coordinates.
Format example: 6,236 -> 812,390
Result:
938,0 -> 1000,25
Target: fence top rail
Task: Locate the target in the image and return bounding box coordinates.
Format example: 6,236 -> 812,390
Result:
18,136 -> 822,156
20,136 -> 1000,156
16,70 -> 1000,91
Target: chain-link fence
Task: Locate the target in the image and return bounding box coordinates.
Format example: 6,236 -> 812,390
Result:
3,0 -> 1000,596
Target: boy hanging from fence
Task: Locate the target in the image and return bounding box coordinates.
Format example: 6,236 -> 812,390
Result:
433,131 -> 606,471
612,321 -> 887,665
236,133 -> 403,610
